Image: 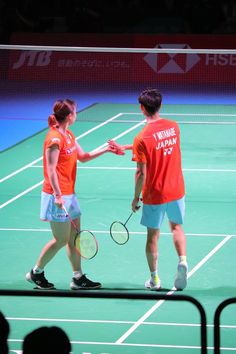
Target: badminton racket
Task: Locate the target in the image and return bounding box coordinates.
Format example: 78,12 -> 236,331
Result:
63,206 -> 98,260
110,212 -> 134,245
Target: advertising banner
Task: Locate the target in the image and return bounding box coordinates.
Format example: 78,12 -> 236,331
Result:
7,33 -> 236,84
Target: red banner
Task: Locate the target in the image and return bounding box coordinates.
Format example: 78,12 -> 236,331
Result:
6,33 -> 236,83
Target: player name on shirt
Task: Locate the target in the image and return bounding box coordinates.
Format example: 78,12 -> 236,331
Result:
152,127 -> 177,151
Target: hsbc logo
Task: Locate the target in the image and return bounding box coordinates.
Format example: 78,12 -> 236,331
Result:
144,44 -> 201,74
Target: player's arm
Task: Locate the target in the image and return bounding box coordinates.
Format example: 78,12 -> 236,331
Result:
132,162 -> 146,212
75,141 -> 124,163
46,145 -> 64,208
108,139 -> 133,151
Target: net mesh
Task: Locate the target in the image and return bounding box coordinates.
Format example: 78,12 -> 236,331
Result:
0,44 -> 236,125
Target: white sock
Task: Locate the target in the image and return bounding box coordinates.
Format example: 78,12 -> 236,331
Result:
179,256 -> 187,264
73,271 -> 83,279
33,265 -> 43,274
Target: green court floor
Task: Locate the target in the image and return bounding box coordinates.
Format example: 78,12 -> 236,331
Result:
1,103 -> 236,353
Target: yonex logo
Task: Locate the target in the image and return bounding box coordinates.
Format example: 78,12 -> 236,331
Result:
164,147 -> 173,155
144,44 -> 201,74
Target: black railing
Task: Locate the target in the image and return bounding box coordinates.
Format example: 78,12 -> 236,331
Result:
214,297 -> 236,354
0,289 -> 207,353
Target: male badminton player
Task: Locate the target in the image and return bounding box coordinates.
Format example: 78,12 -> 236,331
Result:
26,98 -> 122,290
108,88 -> 188,290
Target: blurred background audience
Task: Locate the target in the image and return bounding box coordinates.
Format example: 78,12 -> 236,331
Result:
1,0 -> 236,42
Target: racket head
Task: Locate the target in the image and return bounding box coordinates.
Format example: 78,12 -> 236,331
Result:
110,221 -> 129,245
75,230 -> 98,260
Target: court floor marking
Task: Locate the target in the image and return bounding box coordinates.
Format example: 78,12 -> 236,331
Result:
2,108 -> 235,184
6,317 -> 236,329
115,235 -> 232,344
2,235 -> 234,351
30,165 -> 236,173
5,339 -> 216,352
5,339 -> 228,352
0,112 -> 124,184
0,181 -> 43,209
0,157 -> 43,183
124,112 -> 236,117
115,111 -> 236,125
1,228 -> 235,238
0,119 -> 144,209
3,162 -> 232,209
92,120 -> 145,152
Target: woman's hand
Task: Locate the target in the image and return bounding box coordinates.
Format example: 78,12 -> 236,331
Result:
107,140 -> 125,155
54,195 -> 64,209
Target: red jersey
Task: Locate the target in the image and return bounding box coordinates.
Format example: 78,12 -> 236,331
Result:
132,118 -> 185,204
42,127 -> 77,195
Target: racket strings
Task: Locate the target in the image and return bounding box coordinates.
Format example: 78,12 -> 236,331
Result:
110,221 -> 129,245
75,231 -> 98,259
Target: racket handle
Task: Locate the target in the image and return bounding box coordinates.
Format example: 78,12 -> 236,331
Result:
63,205 -> 68,215
124,212 -> 134,226
63,206 -> 73,224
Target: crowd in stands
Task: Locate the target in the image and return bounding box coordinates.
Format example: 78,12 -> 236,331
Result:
1,0 -> 236,42
0,311 -> 72,354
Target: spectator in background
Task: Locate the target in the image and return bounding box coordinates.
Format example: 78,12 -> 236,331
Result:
22,326 -> 71,354
182,0 -> 225,33
0,311 -> 10,354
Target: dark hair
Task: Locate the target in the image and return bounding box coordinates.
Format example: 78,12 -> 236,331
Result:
48,99 -> 76,127
0,311 -> 10,354
138,88 -> 162,116
23,326 -> 71,354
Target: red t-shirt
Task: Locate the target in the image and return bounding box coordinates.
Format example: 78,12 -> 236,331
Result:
42,127 -> 77,195
132,118 -> 185,204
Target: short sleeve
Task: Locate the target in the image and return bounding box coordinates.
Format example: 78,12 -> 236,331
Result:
45,130 -> 63,150
132,136 -> 147,163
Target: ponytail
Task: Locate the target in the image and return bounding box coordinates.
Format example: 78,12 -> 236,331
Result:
48,99 -> 76,128
48,114 -> 57,127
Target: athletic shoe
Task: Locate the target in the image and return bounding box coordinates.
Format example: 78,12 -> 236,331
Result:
26,269 -> 55,290
70,274 -> 102,290
174,262 -> 188,290
145,275 -> 161,290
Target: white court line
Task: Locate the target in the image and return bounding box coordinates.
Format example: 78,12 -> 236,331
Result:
116,235 -> 232,344
124,112 -> 236,117
122,112 -> 236,125
1,228 -> 236,238
2,109 -> 235,184
30,165 -> 236,173
0,115 -> 143,209
0,157 -> 43,183
7,339 -> 236,352
0,112 -> 123,184
91,120 -> 144,152
0,181 -> 43,209
5,339 -> 209,351
6,316 -> 236,329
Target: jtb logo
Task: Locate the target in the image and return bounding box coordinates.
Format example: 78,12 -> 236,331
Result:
12,51 -> 52,69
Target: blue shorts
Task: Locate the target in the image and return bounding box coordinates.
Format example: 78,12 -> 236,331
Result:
40,192 -> 82,222
141,197 -> 185,229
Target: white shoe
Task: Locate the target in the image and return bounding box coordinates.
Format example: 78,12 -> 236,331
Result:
174,262 -> 188,290
145,276 -> 161,290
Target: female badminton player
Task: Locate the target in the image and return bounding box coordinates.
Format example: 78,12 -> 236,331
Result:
26,98 -> 123,290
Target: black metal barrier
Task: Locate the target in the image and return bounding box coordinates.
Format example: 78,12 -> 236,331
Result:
214,297 -> 236,354
0,289 -> 207,353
